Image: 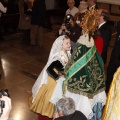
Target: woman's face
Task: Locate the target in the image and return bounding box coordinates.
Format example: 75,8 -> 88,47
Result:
62,38 -> 71,51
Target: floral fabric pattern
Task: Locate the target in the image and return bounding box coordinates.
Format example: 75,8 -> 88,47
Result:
63,42 -> 105,98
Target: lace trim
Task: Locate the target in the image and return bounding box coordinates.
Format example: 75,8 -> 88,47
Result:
58,51 -> 71,68
77,34 -> 94,47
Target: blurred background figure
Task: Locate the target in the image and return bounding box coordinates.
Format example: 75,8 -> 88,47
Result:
74,0 -> 88,25
98,10 -> 111,64
53,97 -> 87,120
18,0 -> 32,44
0,0 -> 8,79
0,0 -> 7,40
0,0 -> 8,15
66,0 -> 78,17
30,0 -> 34,5
78,0 -> 88,13
30,0 -> 46,47
45,0 -> 55,10
87,0 -> 98,10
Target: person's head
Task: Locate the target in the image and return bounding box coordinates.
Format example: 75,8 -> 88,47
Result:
62,36 -> 71,52
2,0 -> 8,3
78,1 -> 88,13
67,0 -> 75,9
87,0 -> 97,7
98,9 -> 109,25
57,97 -> 75,116
49,35 -> 71,59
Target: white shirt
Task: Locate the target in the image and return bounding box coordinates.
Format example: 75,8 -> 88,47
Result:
0,2 -> 7,17
98,21 -> 106,29
66,6 -> 79,17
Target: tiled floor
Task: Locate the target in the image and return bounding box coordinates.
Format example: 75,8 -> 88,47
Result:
0,24 -> 117,120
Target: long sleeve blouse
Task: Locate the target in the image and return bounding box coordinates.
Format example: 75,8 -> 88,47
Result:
47,60 -> 64,80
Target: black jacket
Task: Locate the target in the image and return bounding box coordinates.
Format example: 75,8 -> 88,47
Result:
31,0 -> 46,26
69,24 -> 82,43
99,22 -> 111,63
47,60 -> 64,80
55,111 -> 87,120
106,21 -> 120,92
56,23 -> 82,43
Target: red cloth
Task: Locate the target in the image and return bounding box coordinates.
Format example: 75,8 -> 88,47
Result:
94,37 -> 104,55
38,114 -> 53,120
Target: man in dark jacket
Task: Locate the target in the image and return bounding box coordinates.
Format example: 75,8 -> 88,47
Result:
98,10 -> 111,64
30,0 -> 46,46
53,97 -> 87,120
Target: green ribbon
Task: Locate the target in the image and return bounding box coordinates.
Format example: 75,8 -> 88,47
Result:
66,45 -> 96,81
63,45 -> 96,95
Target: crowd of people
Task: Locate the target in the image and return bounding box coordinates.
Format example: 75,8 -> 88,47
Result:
29,0 -> 112,120
0,0 -> 120,120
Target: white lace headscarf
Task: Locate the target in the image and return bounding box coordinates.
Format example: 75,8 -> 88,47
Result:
78,1 -> 88,13
32,35 -> 71,101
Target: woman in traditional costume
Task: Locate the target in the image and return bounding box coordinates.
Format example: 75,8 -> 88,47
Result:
29,35 -> 71,118
50,9 -> 106,120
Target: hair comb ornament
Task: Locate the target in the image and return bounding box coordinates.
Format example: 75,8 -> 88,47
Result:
80,9 -> 99,35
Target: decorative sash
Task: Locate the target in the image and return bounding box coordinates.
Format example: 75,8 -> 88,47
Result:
66,45 -> 96,81
63,43 -> 105,98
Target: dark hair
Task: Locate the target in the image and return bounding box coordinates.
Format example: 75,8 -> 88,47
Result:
100,11 -> 109,21
87,0 -> 97,3
64,35 -> 70,40
64,14 -> 75,23
93,30 -> 102,39
93,0 -> 97,3
64,14 -> 75,31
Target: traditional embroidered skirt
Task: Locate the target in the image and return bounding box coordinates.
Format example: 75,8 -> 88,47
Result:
29,76 -> 56,118
50,77 -> 106,119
